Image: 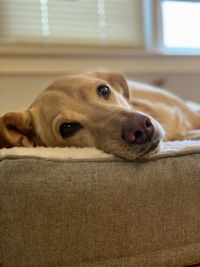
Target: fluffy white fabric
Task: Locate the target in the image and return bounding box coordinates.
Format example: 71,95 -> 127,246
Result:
0,140 -> 200,162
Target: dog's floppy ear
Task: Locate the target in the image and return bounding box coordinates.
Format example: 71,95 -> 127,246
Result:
0,110 -> 35,148
92,71 -> 130,99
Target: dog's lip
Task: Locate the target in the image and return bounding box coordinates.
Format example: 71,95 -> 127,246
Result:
147,139 -> 160,152
136,138 -> 161,158
126,136 -> 160,151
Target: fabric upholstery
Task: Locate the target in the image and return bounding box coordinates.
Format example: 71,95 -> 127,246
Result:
0,151 -> 200,267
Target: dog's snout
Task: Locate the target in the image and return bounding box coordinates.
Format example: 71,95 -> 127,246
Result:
122,114 -> 154,144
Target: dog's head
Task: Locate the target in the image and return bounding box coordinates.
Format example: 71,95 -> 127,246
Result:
0,72 -> 164,160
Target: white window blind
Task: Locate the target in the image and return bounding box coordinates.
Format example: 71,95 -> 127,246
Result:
0,0 -> 144,48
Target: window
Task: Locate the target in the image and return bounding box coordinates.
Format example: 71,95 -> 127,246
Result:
1,0 -> 200,54
160,0 -> 200,53
0,0 -> 144,48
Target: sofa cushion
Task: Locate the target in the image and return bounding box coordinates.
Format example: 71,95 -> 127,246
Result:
0,141 -> 200,267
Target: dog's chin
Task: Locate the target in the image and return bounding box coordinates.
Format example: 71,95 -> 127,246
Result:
136,139 -> 161,159
102,137 -> 161,161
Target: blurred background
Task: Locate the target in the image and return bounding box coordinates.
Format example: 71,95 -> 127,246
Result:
1,0 -> 200,112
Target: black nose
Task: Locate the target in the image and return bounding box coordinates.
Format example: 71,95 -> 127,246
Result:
121,114 -> 154,144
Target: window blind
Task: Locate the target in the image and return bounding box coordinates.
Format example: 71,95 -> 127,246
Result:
0,0 -> 144,48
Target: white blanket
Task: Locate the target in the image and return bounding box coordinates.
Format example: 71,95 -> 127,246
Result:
0,140 -> 200,162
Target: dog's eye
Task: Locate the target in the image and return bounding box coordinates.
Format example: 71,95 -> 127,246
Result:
59,122 -> 83,138
97,85 -> 110,99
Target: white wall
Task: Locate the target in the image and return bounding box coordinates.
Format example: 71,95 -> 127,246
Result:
0,75 -> 58,113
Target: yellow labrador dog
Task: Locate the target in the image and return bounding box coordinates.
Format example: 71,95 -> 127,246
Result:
0,72 -> 200,160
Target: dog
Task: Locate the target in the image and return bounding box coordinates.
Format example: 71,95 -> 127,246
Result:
0,71 -> 200,160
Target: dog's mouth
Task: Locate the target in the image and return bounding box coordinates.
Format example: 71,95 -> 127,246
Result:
147,139 -> 160,152
101,136 -> 161,161
137,138 -> 161,159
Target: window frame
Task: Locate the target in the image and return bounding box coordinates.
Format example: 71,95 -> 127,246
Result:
143,0 -> 163,53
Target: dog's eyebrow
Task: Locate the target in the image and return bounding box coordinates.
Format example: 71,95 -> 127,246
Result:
46,83 -> 69,93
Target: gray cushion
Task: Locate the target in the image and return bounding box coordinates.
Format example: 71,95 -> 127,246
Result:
0,152 -> 200,267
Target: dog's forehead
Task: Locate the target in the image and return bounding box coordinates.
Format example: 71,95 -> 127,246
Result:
31,74 -> 107,114
47,74 -> 105,93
